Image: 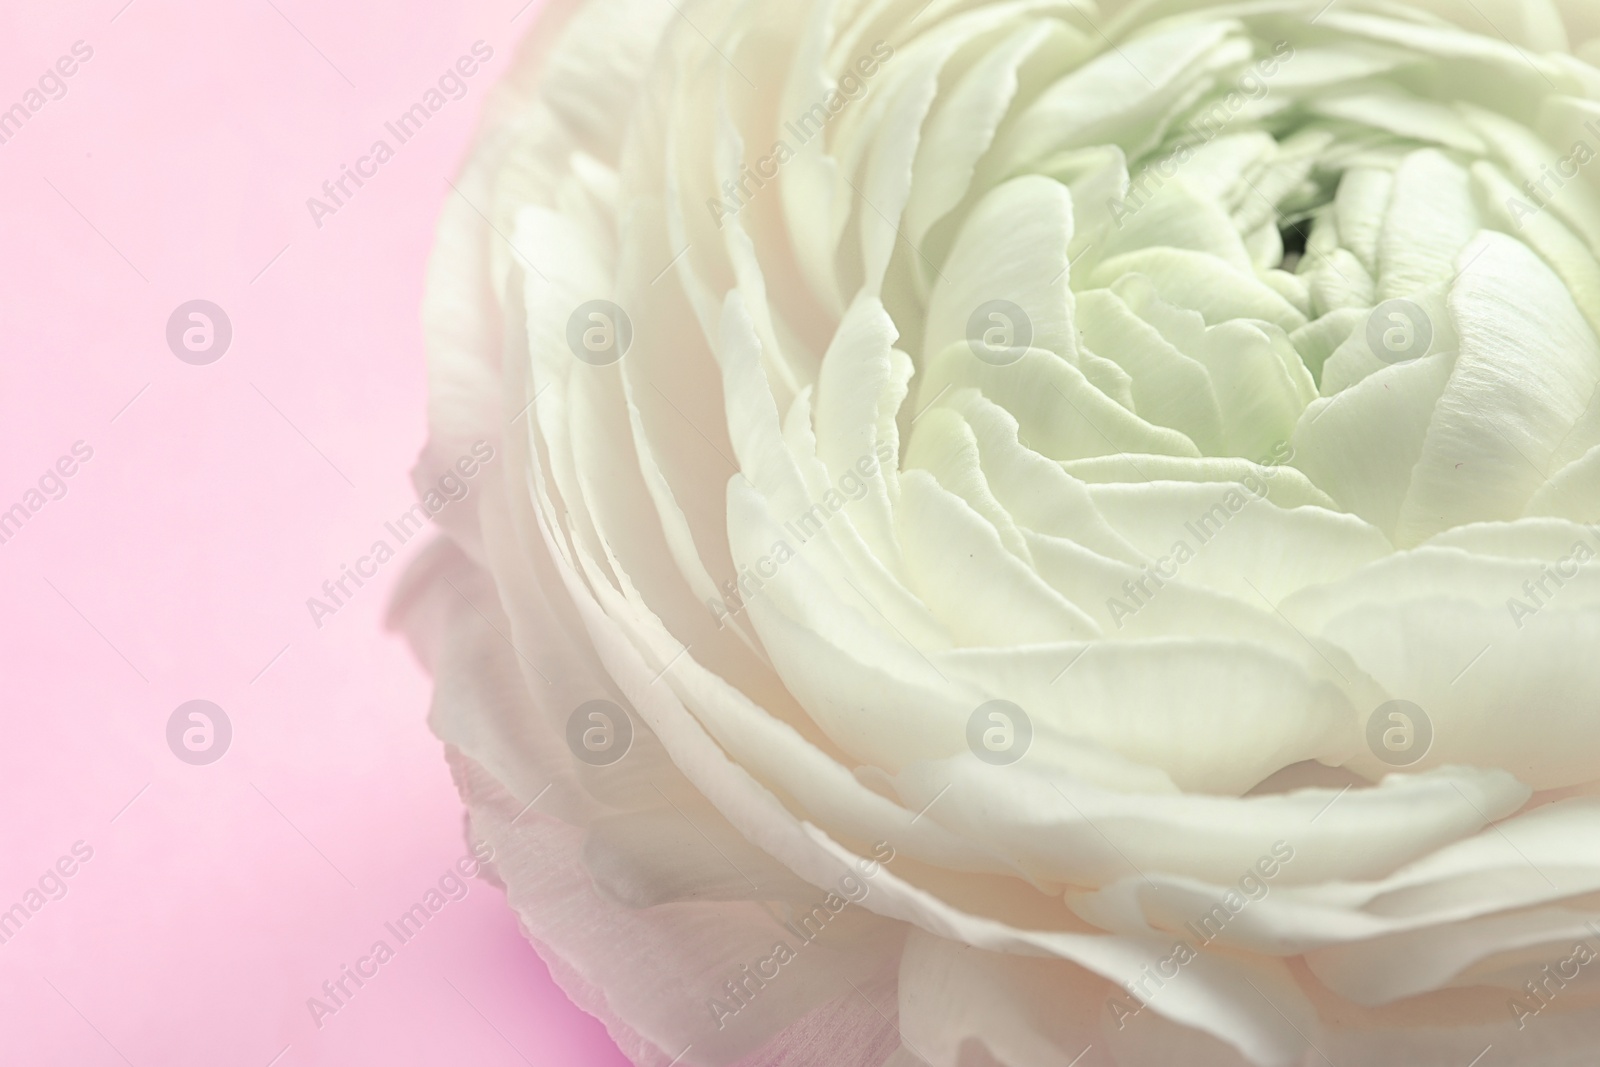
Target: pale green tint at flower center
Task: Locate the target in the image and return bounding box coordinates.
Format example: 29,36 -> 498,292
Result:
896,16 -> 1600,546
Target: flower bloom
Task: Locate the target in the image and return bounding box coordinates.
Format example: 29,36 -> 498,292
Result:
395,1 -> 1600,1063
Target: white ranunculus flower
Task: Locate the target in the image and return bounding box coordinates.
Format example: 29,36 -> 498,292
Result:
393,0 -> 1600,1063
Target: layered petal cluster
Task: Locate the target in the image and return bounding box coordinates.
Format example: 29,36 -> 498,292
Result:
395,1 -> 1600,1063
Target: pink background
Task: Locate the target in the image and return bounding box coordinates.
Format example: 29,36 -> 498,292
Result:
0,1 -> 629,1064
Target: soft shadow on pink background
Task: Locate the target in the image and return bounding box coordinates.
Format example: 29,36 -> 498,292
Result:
0,1 -> 629,1064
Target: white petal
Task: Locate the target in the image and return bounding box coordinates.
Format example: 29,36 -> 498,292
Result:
1397,232 -> 1600,542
